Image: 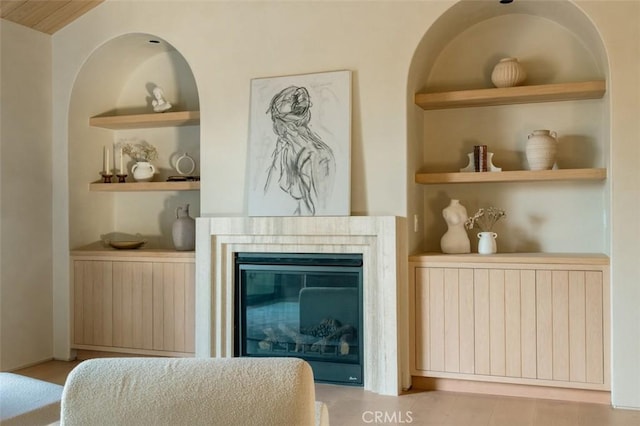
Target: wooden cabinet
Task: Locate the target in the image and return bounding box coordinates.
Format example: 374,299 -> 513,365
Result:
410,254 -> 610,391
71,248 -> 195,356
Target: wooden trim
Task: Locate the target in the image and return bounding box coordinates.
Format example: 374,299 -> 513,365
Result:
73,347 -> 194,359
411,376 -> 611,405
71,245 -> 195,261
89,111 -> 200,129
415,168 -> 606,184
409,252 -> 609,266
414,80 -> 605,110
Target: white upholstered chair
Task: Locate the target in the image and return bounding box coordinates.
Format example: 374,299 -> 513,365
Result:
60,357 -> 329,426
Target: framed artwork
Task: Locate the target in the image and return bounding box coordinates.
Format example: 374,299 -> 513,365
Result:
247,70 -> 351,216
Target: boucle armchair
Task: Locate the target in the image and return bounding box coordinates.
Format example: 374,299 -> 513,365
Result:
60,357 -> 329,426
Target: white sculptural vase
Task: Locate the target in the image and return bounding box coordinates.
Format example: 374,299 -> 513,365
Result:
440,199 -> 471,254
477,232 -> 498,255
131,161 -> 156,182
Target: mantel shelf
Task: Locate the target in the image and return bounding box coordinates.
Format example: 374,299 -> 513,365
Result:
415,80 -> 606,110
89,110 -> 200,129
89,181 -> 200,191
415,168 -> 606,184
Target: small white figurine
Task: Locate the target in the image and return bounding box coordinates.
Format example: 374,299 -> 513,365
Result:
151,86 -> 172,113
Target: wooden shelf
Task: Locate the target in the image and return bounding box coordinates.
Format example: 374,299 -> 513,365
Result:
89,181 -> 200,191
415,80 -> 605,110
89,110 -> 200,129
415,168 -> 606,184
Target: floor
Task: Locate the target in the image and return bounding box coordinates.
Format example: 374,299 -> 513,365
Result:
15,360 -> 640,426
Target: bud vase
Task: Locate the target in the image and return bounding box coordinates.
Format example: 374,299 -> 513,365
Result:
477,232 -> 497,255
172,204 -> 195,251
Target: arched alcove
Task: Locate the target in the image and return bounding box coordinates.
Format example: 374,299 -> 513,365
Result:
407,0 -> 609,255
68,33 -> 200,249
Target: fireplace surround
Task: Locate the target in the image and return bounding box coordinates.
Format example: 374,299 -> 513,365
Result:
195,216 -> 409,395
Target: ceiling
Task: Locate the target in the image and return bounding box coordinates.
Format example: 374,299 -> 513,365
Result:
0,0 -> 104,34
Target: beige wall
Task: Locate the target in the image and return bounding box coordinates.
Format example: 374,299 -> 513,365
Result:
0,20 -> 53,370
581,0 -> 640,409
34,0 -> 640,409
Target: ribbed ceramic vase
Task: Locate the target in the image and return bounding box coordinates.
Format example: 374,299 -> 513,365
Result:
526,129 -> 558,171
491,57 -> 526,88
172,204 -> 195,251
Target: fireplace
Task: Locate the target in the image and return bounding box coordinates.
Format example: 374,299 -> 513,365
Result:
195,216 -> 409,395
234,252 -> 363,385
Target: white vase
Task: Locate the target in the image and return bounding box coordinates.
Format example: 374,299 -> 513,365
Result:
477,232 -> 498,255
172,204 -> 195,251
440,199 -> 471,254
526,129 -> 558,171
491,57 -> 526,88
131,161 -> 156,182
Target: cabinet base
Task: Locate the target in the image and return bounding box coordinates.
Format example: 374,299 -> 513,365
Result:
73,347 -> 194,360
411,376 -> 610,405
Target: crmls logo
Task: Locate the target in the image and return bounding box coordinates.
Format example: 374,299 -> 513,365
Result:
362,410 -> 414,424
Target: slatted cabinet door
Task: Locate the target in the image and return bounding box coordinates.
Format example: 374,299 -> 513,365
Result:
112,261 -> 153,350
73,260 -> 113,347
152,262 -> 196,353
72,252 -> 195,356
411,256 -> 609,391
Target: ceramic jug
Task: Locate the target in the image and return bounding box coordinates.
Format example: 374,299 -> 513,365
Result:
477,232 -> 497,255
526,130 -> 558,171
172,204 -> 195,251
131,161 -> 156,182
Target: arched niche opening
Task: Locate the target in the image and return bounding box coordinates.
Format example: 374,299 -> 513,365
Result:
68,33 -> 200,249
406,0 -> 609,255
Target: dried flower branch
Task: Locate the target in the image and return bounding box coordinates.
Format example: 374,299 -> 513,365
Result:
464,207 -> 506,232
120,140 -> 158,162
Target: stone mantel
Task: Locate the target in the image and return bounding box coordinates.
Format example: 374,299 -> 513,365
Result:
194,216 -> 409,395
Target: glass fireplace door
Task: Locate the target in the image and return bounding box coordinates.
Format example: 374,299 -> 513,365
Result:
235,253 -> 363,385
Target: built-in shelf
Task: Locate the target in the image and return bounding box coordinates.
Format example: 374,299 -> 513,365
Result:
89,181 -> 200,191
89,110 -> 200,129
414,80 -> 605,110
409,252 -> 609,266
415,168 -> 606,184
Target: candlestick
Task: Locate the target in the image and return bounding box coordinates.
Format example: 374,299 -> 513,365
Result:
105,146 -> 110,174
100,172 -> 113,183
119,147 -> 124,174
